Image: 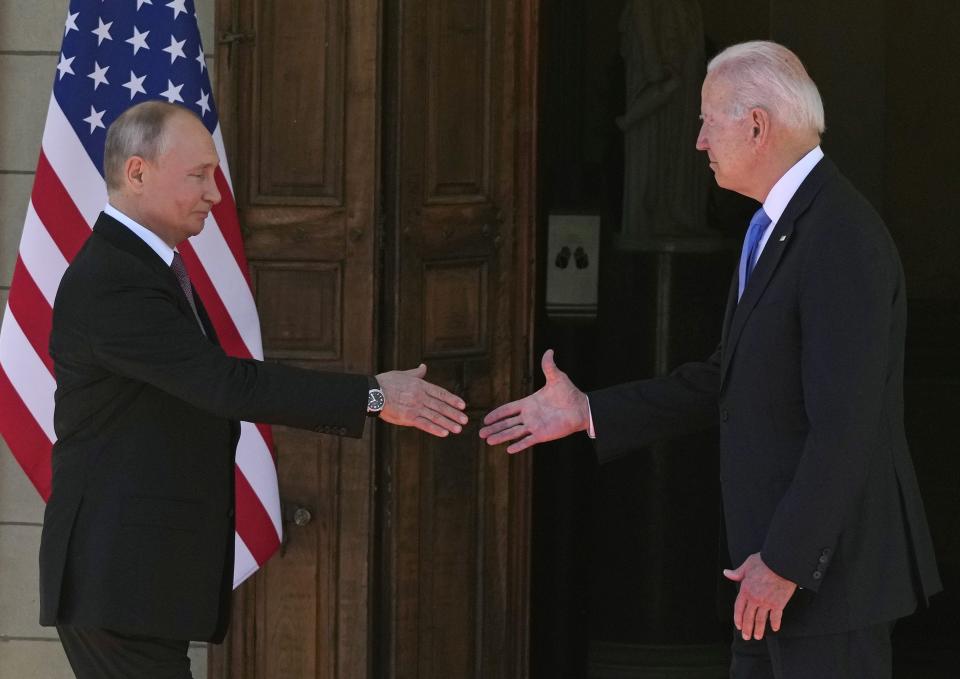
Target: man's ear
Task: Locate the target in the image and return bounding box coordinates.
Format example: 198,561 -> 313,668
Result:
124,156 -> 147,193
750,107 -> 770,147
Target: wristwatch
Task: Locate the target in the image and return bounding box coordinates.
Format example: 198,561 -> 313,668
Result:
367,377 -> 385,416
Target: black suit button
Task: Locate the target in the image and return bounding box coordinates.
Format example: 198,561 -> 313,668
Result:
339,427 -> 347,435
227,508 -> 235,518
818,554 -> 829,564
721,409 -> 729,422
812,570 -> 822,580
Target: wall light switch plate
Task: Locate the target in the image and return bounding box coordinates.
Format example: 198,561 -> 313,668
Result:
546,214 -> 600,319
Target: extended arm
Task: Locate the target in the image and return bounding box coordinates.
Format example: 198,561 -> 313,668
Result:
80,278 -> 465,437
480,346 -> 722,455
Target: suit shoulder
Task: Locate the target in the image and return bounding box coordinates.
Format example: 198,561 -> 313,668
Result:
53,232 -> 171,327
814,170 -> 885,228
796,171 -> 903,285
59,232 -> 161,292
800,171 -> 895,249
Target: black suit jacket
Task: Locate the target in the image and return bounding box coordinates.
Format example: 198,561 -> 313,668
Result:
589,156 -> 941,636
40,212 -> 369,642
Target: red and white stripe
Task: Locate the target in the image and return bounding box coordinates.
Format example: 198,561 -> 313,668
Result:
0,93 -> 281,586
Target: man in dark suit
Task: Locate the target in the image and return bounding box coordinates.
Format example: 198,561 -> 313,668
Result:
40,100 -> 468,679
480,41 -> 941,678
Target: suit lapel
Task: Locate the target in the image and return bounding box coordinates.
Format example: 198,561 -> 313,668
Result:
94,212 -> 171,277
719,156 -> 838,388
193,290 -> 221,346
719,268 -> 739,350
93,213 -> 219,345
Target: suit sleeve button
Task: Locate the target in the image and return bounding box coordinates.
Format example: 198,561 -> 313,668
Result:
812,570 -> 822,580
721,410 -> 729,422
819,555 -> 829,564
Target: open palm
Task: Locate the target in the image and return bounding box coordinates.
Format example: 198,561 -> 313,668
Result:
479,349 -> 589,454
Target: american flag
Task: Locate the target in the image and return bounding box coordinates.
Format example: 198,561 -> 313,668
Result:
0,0 -> 282,586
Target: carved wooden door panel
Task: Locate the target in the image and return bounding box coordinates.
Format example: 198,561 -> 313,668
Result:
210,0 -> 380,677
211,0 -> 537,676
378,0 -> 536,677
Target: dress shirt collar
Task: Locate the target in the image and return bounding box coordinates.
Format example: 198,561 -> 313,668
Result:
104,203 -> 176,266
762,145 -> 824,225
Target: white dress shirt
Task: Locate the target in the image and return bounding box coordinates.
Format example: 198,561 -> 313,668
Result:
104,203 -> 176,266
752,145 -> 824,263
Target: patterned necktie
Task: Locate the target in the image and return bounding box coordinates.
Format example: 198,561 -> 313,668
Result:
171,251 -> 206,334
738,207 -> 773,300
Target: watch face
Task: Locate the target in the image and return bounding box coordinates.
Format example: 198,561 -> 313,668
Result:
368,388 -> 385,412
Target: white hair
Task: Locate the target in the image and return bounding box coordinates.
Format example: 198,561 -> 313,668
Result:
707,40 -> 825,135
103,101 -> 192,191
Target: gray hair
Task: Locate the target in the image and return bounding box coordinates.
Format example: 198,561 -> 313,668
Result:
103,101 -> 192,191
707,41 -> 825,135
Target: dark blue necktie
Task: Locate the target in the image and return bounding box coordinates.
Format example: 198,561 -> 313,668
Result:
738,207 -> 772,300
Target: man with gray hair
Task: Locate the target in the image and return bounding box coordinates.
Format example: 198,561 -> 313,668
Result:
480,40 -> 940,677
40,100 -> 468,678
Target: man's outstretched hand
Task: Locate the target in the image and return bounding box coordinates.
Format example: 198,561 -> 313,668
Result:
479,349 -> 590,453
724,553 -> 797,641
376,364 -> 468,437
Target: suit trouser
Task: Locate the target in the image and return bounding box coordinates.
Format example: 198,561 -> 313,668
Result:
57,625 -> 193,679
729,622 -> 893,679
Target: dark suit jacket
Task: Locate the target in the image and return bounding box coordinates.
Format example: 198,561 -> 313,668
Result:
589,156 -> 942,637
40,212 -> 369,642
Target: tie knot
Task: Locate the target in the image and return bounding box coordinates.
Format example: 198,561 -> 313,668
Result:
749,207 -> 772,234
171,251 -> 190,284
171,250 -> 186,273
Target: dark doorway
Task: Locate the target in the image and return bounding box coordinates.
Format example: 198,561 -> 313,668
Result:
530,1 -> 960,678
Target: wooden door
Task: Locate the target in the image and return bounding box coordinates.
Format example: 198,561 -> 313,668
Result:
377,1 -> 536,677
211,0 -> 538,676
209,0 -> 380,677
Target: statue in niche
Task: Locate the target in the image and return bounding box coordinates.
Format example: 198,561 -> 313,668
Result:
617,0 -> 710,244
